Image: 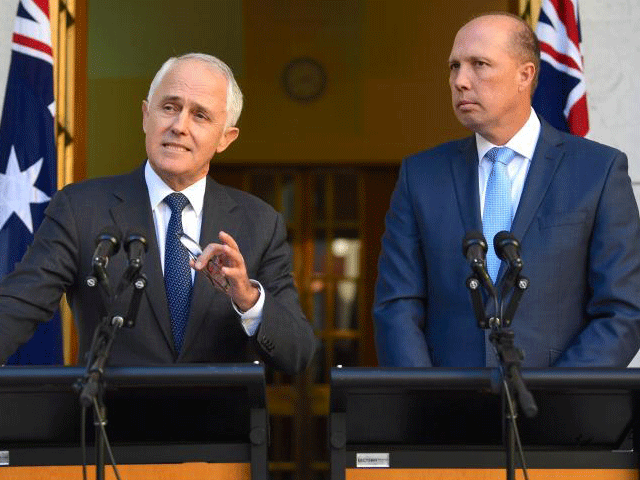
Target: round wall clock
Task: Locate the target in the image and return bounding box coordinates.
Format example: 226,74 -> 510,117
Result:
282,57 -> 327,102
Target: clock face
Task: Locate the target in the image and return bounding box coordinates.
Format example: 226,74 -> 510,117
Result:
282,57 -> 327,102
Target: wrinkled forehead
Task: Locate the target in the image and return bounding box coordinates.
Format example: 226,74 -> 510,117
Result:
153,61 -> 228,106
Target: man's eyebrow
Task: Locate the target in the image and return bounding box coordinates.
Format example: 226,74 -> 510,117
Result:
158,95 -> 182,104
190,101 -> 212,113
449,55 -> 489,64
157,96 -> 212,114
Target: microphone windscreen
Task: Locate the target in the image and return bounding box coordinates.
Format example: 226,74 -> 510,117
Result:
493,230 -> 512,246
462,230 -> 487,257
94,225 -> 122,251
124,230 -> 148,253
493,231 -> 519,261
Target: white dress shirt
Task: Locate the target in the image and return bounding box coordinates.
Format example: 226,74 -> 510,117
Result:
144,162 -> 264,336
477,108 -> 542,219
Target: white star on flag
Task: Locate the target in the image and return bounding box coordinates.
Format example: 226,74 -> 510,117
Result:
0,145 -> 51,233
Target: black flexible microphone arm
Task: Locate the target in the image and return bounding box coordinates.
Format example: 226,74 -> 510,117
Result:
494,231 -> 523,315
89,226 -> 122,297
462,231 -> 500,324
116,232 -> 149,296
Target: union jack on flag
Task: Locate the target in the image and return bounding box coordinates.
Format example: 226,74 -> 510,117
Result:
533,0 -> 589,136
0,0 -> 62,364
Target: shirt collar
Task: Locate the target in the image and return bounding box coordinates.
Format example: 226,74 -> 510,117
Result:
475,107 -> 541,162
144,161 -> 206,216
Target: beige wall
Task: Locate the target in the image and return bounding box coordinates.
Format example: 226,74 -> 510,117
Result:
86,0 -> 510,178
87,0 -> 244,177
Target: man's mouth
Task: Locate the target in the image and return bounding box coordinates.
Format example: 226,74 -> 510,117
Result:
457,100 -> 476,108
162,142 -> 190,152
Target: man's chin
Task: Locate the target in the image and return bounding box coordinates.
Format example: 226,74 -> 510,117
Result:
149,158 -> 187,176
454,112 -> 482,132
151,151 -> 191,167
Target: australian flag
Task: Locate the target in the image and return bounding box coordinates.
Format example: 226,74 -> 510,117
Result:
0,0 -> 62,364
533,0 -> 589,136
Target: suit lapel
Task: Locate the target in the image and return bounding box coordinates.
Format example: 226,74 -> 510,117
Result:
451,136 -> 483,233
179,176 -> 243,358
109,166 -> 175,354
511,120 -> 565,241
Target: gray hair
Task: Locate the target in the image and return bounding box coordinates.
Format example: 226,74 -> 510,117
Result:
147,53 -> 243,128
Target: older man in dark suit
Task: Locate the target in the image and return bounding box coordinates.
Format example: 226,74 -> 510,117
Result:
0,53 -> 317,374
374,13 -> 640,368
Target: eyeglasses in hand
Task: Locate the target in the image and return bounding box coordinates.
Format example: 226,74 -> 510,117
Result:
177,232 -> 230,292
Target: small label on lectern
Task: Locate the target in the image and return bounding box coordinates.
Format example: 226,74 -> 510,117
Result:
0,451 -> 9,466
356,452 -> 389,468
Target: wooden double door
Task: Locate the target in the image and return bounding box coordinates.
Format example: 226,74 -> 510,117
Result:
208,164 -> 398,480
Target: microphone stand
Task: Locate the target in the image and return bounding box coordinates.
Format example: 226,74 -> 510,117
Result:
77,266 -> 146,480
465,269 -> 537,480
489,323 -> 537,480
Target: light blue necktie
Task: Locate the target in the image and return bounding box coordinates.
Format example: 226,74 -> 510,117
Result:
164,192 -> 193,353
482,147 -> 515,282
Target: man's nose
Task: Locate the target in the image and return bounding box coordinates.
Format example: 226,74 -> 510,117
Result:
452,65 -> 471,90
171,110 -> 189,134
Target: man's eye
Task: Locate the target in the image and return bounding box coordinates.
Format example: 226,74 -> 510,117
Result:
162,104 -> 177,112
449,63 -> 459,70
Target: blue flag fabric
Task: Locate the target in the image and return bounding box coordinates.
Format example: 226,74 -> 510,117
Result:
0,0 -> 62,365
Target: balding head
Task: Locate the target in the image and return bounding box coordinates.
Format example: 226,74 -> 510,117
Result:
448,13 -> 538,144
465,13 -> 540,94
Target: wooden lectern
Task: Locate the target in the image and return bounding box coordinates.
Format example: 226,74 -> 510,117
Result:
0,364 -> 268,480
330,368 -> 640,480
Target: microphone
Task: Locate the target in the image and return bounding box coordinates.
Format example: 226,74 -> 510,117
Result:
92,226 -> 121,286
114,231 -> 148,296
494,231 -> 523,270
124,231 -> 148,272
494,231 -> 524,308
462,231 -> 497,298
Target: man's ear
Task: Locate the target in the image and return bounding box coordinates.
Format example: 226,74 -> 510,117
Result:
517,62 -> 536,93
216,127 -> 240,153
142,100 -> 149,133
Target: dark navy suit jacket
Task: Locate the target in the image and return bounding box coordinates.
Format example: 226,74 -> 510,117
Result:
0,166 -> 317,374
374,119 -> 640,367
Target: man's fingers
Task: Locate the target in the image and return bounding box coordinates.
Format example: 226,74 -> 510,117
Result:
219,230 -> 239,251
195,243 -> 226,268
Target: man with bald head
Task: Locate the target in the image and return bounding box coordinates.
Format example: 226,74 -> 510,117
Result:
0,53 -> 317,374
374,13 -> 640,368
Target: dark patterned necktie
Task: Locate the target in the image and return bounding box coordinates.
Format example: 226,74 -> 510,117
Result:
164,192 -> 192,353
